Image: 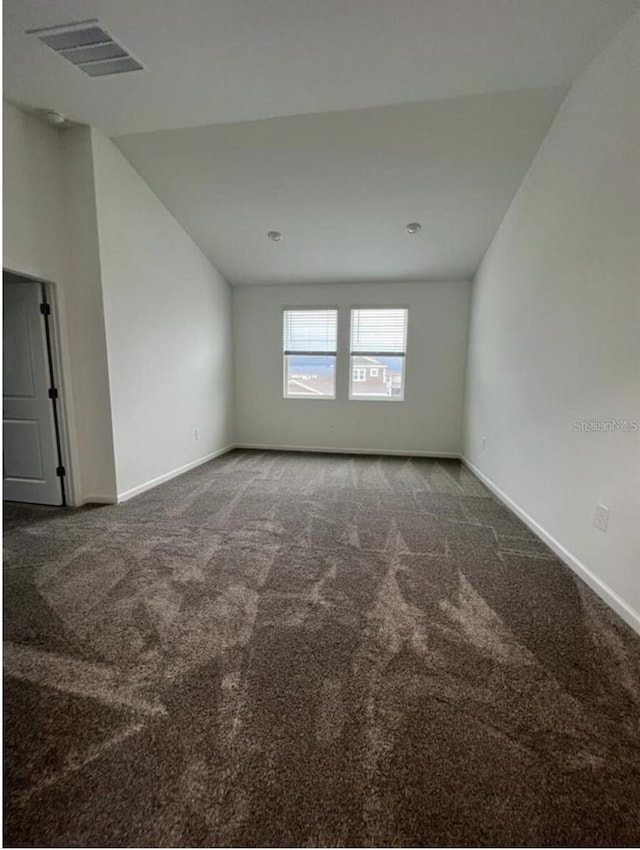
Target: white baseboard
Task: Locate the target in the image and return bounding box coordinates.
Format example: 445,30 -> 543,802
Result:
80,494 -> 118,506
235,442 -> 459,458
116,445 -> 236,503
461,456 -> 640,636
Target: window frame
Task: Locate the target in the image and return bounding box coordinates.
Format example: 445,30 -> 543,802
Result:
348,306 -> 408,402
282,307 -> 338,400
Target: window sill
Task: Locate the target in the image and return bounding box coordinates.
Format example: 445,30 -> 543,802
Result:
283,395 -> 336,401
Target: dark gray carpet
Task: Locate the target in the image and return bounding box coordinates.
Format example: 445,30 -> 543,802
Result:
3,450 -> 640,847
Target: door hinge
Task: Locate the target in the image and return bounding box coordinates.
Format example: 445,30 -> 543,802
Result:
40,302 -> 51,316
48,387 -> 59,399
56,466 -> 66,478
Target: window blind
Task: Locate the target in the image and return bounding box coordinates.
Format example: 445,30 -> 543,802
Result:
350,308 -> 408,355
283,309 -> 337,354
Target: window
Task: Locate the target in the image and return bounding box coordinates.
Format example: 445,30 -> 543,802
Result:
350,308 -> 408,400
283,309 -> 337,398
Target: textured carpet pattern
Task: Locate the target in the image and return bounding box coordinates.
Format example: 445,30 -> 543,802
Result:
3,450 -> 640,847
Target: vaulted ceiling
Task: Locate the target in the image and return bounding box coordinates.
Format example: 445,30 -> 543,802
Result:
5,0 -> 639,284
115,91 -> 566,285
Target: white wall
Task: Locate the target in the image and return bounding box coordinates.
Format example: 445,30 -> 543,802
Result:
91,130 -> 234,500
3,102 -> 67,284
233,281 -> 470,454
3,102 -> 117,504
61,128 -> 118,503
463,14 -> 640,628
3,103 -> 234,504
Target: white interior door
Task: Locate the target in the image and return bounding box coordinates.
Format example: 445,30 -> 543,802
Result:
3,277 -> 63,505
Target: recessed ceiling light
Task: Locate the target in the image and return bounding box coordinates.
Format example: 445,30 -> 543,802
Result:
405,222 -> 422,235
267,231 -> 283,242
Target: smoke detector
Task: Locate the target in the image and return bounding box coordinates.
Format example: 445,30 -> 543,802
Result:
44,110 -> 66,126
27,19 -> 145,77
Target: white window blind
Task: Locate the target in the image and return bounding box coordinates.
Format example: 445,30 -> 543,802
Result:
283,309 -> 337,399
349,308 -> 408,400
284,309 -> 337,354
350,308 -> 408,355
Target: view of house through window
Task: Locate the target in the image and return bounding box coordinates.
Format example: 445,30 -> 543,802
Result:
350,308 -> 408,399
283,307 -> 407,400
283,309 -> 337,398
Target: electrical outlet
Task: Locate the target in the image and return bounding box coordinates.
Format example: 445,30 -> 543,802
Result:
194,428 -> 200,441
594,503 -> 609,532
482,437 -> 486,450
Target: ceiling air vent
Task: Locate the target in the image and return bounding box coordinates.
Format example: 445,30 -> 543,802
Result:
27,19 -> 144,77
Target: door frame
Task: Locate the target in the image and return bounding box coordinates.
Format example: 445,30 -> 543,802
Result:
3,268 -> 77,507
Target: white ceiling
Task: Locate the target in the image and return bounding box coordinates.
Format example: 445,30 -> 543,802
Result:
115,90 -> 566,285
4,0 -> 638,135
4,0 -> 639,285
